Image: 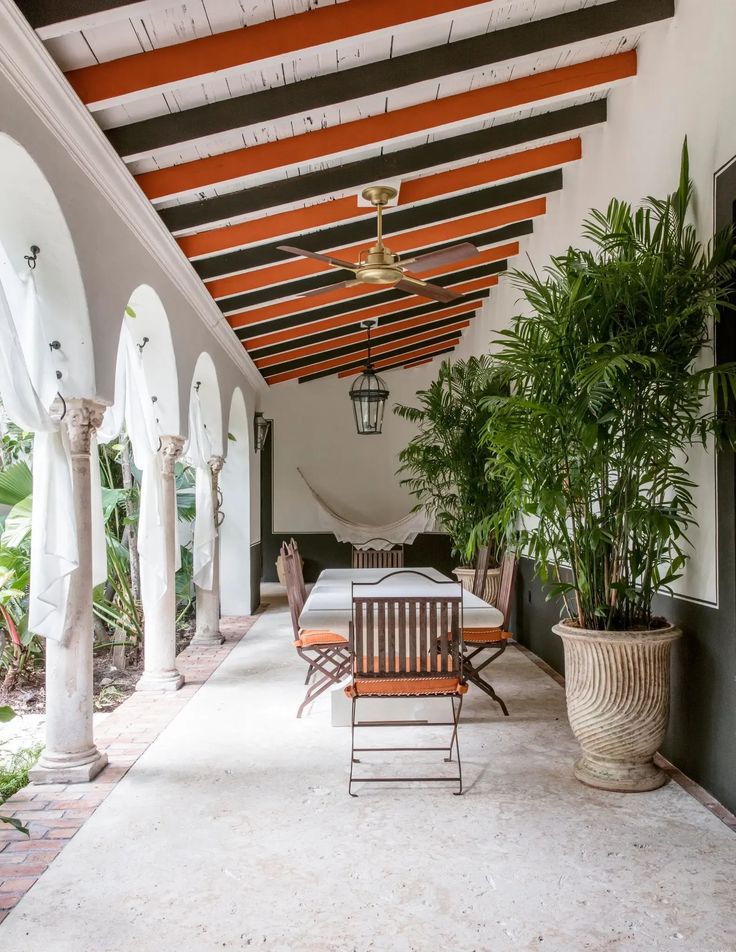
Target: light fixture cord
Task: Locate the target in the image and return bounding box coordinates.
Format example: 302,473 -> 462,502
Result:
366,322 -> 373,368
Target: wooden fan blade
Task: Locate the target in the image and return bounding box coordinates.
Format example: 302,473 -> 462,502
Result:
395,278 -> 460,304
277,245 -> 358,270
402,242 -> 479,273
299,279 -> 363,298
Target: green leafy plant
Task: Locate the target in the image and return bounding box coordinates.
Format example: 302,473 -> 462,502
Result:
481,141 -> 736,630
394,355 -> 509,564
0,706 -> 33,834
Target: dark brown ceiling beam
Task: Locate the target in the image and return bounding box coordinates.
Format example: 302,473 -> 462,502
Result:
16,0 -> 149,30
106,0 -> 672,160
296,334 -> 462,384
164,101 -> 600,235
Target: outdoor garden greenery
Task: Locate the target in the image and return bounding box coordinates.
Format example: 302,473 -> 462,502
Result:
394,355 -> 509,565
478,142 -> 736,631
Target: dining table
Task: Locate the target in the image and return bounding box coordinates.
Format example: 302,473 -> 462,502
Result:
298,566 -> 504,637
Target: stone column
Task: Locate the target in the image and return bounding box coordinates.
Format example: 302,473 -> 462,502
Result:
192,455 -> 225,646
137,436 -> 185,693
30,399 -> 109,785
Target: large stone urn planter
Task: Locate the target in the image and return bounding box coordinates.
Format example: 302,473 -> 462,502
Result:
553,621 -> 682,792
453,566 -> 501,605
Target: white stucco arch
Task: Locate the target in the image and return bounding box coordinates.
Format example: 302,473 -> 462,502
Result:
122,284 -> 180,436
220,387 -> 252,615
0,133 -> 94,399
188,352 -> 223,455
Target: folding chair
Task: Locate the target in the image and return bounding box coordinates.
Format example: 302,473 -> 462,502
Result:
346,571 -> 467,796
281,542 -> 351,718
352,539 -> 404,569
461,550 -> 517,716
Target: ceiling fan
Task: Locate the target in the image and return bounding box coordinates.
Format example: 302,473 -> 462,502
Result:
278,185 -> 480,304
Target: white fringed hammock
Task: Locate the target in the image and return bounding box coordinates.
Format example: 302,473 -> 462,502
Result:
297,468 -> 434,550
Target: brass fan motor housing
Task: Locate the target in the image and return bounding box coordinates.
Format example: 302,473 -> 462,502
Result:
357,245 -> 403,284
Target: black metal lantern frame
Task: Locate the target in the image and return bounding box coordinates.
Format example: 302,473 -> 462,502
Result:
349,320 -> 390,435
254,411 -> 271,452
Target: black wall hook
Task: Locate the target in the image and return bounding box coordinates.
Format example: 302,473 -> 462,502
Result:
49,340 -> 61,352
137,336 -> 150,354
194,381 -> 202,393
25,245 -> 40,270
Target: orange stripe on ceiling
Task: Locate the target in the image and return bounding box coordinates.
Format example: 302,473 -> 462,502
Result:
178,138 -> 580,259
265,323 -> 469,385
335,339 -> 462,379
231,242 -> 516,327
245,299 -> 484,352
254,307 -> 477,369
403,358 -> 433,368
137,54 -> 632,201
217,198 -> 544,303
67,0 -> 496,107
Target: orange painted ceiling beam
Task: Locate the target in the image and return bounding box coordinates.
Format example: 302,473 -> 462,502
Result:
254,306 -> 477,370
138,53 -> 633,200
68,0 -> 496,107
216,197 -> 544,303
336,339 -> 462,380
179,138 -> 580,259
244,298 -> 485,352
403,358 -> 433,368
265,322 -> 469,385
231,242 -> 516,327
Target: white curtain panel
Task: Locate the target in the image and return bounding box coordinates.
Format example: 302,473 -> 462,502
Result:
0,269 -> 78,643
185,394 -> 216,590
98,324 -> 172,614
297,469 -> 435,549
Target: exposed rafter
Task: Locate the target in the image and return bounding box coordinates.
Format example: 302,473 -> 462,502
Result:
163,102 -> 603,233
299,336 -> 463,384
339,344 -> 458,378
106,0 -> 672,160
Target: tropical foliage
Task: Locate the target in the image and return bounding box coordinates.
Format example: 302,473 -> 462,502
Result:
394,355 -> 509,564
479,142 -> 736,630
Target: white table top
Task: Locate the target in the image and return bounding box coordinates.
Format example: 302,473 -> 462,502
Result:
299,567 -> 503,635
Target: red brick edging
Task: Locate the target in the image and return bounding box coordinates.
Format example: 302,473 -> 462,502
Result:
0,614 -> 258,924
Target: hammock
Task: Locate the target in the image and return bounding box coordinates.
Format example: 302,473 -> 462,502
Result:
297,468 -> 434,549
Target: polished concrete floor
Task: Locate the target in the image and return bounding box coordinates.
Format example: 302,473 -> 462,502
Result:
1,590 -> 734,952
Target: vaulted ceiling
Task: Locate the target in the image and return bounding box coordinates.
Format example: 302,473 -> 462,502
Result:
16,0 -> 674,384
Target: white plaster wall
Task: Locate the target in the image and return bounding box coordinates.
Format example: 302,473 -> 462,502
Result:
468,0 -> 736,605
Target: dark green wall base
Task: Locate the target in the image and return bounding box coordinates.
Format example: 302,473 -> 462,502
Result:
514,557 -> 736,816
250,542 -> 262,614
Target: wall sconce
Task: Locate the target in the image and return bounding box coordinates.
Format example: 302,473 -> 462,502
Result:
254,411 -> 271,453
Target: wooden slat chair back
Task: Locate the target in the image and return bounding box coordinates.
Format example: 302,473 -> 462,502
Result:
472,544 -> 491,598
352,539 -> 404,569
281,541 -> 350,718
287,537 -> 307,603
461,549 -> 518,717
346,571 -> 467,796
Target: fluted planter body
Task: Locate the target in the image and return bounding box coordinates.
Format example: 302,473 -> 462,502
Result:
553,621 -> 682,792
453,566 -> 501,605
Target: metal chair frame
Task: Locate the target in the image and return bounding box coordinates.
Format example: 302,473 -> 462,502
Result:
462,550 -> 518,716
348,570 -> 465,797
281,542 -> 350,718
351,538 -> 405,569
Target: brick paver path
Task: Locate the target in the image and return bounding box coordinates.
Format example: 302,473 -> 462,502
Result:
0,615 -> 258,923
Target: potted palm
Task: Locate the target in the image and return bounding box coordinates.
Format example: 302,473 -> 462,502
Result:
394,355 -> 508,602
482,144 -> 736,791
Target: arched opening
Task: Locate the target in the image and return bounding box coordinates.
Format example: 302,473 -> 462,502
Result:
220,388 -> 252,615
187,352 -> 223,457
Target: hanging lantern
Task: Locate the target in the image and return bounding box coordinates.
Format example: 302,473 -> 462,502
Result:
349,319 -> 389,435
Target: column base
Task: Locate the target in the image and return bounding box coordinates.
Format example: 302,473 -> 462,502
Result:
136,670 -> 185,693
190,631 -> 225,647
30,749 -> 108,785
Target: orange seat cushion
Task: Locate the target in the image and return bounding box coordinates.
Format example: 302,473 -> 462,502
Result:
462,627 -> 511,644
345,676 -> 468,698
294,629 -> 348,648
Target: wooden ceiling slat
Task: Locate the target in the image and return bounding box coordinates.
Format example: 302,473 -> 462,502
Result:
164,100 -> 604,234
254,307 -> 479,368
231,260 -> 506,334
301,337 -> 462,384
226,243 -> 517,325
402,357 -> 435,369
201,177 -> 554,291
179,137 -> 579,261
138,53 -> 635,202
339,344 -> 458,379
236,277 -> 497,342
16,0 -> 149,30
108,0 -> 672,159
266,327 -> 465,385
65,0 -> 495,107
260,318 -> 472,379
245,297 -> 488,354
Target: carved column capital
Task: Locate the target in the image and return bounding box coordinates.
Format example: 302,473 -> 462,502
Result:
208,455 -> 225,479
159,435 -> 185,476
63,398 -> 106,456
